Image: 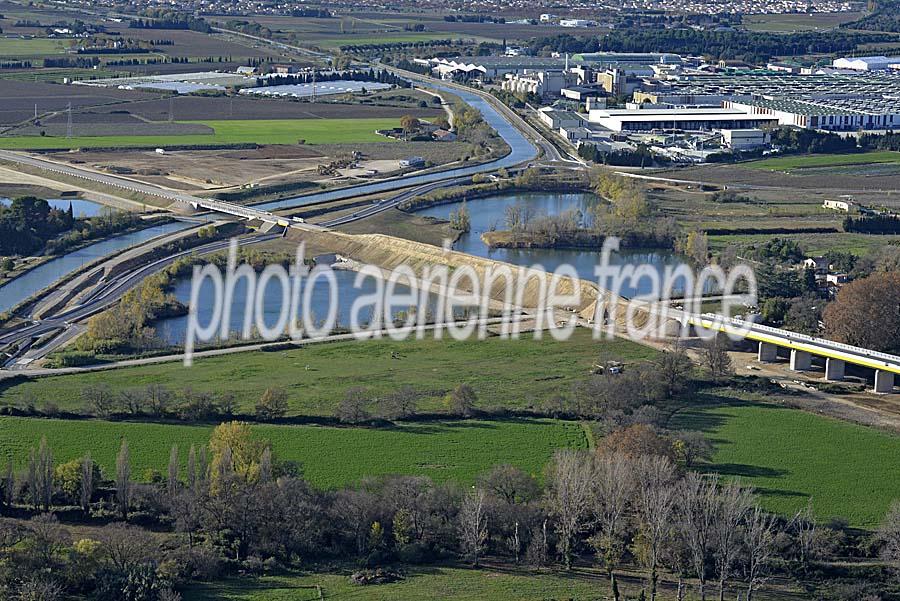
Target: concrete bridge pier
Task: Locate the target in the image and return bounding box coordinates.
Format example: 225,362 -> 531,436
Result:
790,349 -> 812,371
874,370 -> 895,394
757,342 -> 778,362
825,358 -> 845,382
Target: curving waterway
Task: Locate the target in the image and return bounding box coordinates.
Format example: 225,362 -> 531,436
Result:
252,84 -> 539,212
0,221 -> 192,314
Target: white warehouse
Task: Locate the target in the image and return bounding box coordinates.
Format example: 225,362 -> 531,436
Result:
832,56 -> 898,71
587,107 -> 777,132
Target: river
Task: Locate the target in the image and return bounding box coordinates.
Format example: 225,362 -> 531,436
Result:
0,197 -> 109,218
0,221 -> 192,314
252,84 -> 539,212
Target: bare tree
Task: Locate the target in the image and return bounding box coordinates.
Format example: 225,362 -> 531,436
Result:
459,487 -> 489,566
743,506 -> 779,601
80,453 -> 93,514
673,431 -> 713,468
186,445 -> 198,491
26,448 -> 38,510
546,450 -> 593,570
1,459 -> 12,509
590,451 -> 634,601
167,444 -> 179,499
792,500 -> 817,567
27,513 -> 67,568
82,384 -> 116,417
702,337 -> 734,381
336,387 -> 371,424
115,439 -> 131,520
677,473 -> 719,601
450,384 -> 477,417
653,342 -> 693,398
713,482 -> 753,601
379,385 -> 419,420
255,387 -> 288,421
14,575 -> 65,601
259,446 -> 272,484
145,383 -> 172,417
35,436 -> 53,512
877,501 -> 900,573
118,388 -> 145,415
633,455 -> 677,601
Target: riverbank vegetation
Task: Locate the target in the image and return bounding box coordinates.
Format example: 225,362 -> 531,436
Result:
65,243 -> 306,360
0,197 -> 142,258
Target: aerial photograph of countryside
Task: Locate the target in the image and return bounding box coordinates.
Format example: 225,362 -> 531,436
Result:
0,0 -> 900,598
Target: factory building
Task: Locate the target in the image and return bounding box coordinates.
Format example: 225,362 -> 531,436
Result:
587,107 -> 778,132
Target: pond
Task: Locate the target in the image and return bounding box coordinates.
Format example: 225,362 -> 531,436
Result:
415,191 -> 697,298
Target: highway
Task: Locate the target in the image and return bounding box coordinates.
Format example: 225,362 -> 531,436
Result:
1,231 -> 281,368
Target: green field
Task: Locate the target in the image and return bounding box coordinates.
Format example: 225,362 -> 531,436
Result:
747,151 -> 900,172
181,567 -> 653,601
0,331 -> 653,415
0,118 -> 400,149
743,11 -> 864,32
0,415 -> 586,489
708,231 -> 900,256
0,37 -> 68,58
671,400 -> 900,528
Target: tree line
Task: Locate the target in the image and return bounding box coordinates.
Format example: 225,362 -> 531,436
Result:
1,419 -> 899,600
0,197 -> 141,257
254,68 -> 410,89
525,29 -> 893,64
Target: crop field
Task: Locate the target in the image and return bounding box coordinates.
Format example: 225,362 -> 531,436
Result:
0,118 -> 401,149
671,400 -> 900,528
312,33 -> 463,49
0,37 -> 68,58
121,30 -> 283,59
0,80 -> 159,126
0,416 -> 587,489
85,94 -> 444,122
746,151 -> 900,172
653,162 -> 900,196
0,330 -> 655,415
708,231 -> 900,256
743,11 -> 864,32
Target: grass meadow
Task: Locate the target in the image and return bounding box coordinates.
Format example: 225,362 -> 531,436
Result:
0,118 -> 400,149
181,567 -> 658,601
0,330 -> 654,415
0,37 -> 68,58
0,416 -> 587,489
671,399 -> 900,528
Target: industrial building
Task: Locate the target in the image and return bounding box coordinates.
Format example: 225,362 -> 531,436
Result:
719,129 -> 770,150
501,70 -> 577,98
632,70 -> 900,130
725,98 -> 900,131
587,107 -> 777,132
423,52 -> 684,81
832,55 -> 898,71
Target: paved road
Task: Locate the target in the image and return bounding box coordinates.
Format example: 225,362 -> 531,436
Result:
320,176 -> 471,227
1,232 -> 280,368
